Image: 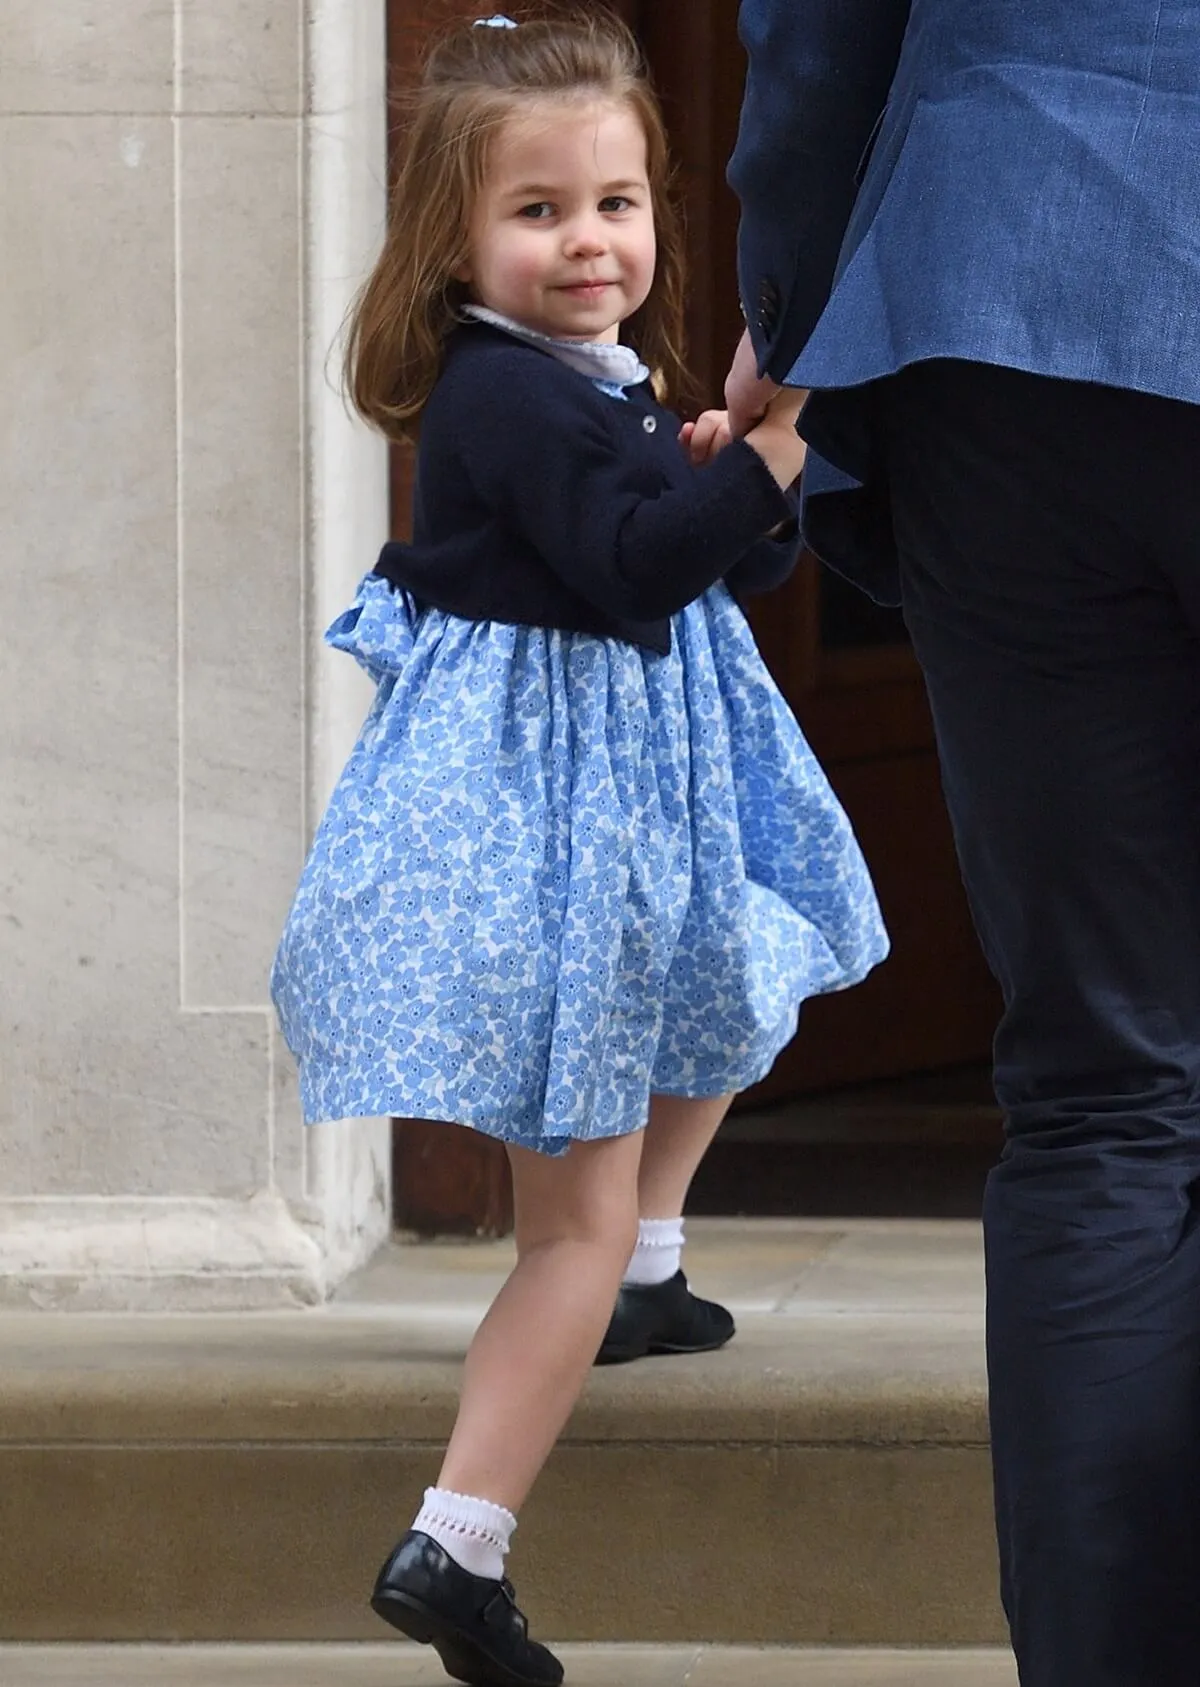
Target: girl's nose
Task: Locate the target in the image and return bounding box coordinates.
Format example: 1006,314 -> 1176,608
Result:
563,216 -> 608,257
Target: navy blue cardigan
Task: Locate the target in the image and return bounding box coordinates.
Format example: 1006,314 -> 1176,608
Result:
374,323 -> 800,655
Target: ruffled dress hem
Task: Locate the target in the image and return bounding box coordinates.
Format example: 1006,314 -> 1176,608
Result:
297,1003 -> 805,1150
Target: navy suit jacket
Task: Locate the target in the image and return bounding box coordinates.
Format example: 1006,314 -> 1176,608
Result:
729,0 -> 1200,602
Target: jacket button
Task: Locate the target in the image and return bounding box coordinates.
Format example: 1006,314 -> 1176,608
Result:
642,415 -> 657,433
757,277 -> 780,334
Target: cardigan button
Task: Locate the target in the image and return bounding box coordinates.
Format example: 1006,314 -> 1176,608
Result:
642,415 -> 657,433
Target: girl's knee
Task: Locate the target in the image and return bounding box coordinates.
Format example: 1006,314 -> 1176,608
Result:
509,1133 -> 642,1257
514,1204 -> 638,1264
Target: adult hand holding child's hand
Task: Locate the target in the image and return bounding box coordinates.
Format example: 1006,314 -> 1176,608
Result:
744,384 -> 809,490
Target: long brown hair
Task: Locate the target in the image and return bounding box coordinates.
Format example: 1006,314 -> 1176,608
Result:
346,8 -> 689,442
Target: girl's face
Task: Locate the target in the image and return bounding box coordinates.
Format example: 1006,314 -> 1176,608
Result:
460,98 -> 656,343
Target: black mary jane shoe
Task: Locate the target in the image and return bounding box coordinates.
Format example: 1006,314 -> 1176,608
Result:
371,1530 -> 564,1687
594,1269 -> 736,1366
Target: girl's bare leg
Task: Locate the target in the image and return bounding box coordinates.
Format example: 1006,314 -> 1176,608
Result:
594,1093 -> 737,1362
435,1129 -> 644,1513
637,1092 -> 735,1219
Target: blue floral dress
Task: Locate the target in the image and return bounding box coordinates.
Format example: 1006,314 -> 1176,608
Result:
271,322 -> 889,1155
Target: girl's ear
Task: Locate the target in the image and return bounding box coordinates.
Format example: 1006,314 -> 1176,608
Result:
451,258 -> 473,283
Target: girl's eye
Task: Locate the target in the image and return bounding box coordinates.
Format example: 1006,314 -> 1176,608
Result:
599,195 -> 633,213
518,202 -> 555,220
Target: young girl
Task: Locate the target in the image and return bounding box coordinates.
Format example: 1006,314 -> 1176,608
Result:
271,11 -> 887,1685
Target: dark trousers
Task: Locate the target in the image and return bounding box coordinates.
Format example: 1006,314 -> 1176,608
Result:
879,361 -> 1200,1686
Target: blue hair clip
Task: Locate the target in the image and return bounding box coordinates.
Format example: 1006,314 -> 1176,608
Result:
473,14 -> 518,26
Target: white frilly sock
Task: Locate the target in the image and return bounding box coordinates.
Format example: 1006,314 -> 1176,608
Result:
622,1216 -> 686,1287
412,1486 -> 516,1581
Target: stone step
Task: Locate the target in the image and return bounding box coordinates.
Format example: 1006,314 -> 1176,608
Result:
0,1221 -> 1002,1649
0,1646 -> 1018,1687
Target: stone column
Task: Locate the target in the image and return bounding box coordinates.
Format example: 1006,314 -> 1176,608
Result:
0,1 -> 392,1307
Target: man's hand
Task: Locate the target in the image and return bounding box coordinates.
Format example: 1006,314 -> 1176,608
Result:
679,408 -> 734,466
724,326 -> 784,438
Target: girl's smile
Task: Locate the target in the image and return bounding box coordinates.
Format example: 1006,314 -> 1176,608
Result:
459,100 -> 657,342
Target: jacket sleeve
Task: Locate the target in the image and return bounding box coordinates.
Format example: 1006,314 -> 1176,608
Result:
728,0 -> 912,383
462,363 -> 796,622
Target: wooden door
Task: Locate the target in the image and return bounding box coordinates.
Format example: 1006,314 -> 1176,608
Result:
633,0 -> 1000,1104
384,0 -> 1001,1231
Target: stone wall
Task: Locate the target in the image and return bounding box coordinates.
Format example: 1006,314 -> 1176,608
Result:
0,1 -> 392,1306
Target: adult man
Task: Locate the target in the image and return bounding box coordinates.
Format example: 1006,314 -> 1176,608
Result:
724,5 -> 1200,1684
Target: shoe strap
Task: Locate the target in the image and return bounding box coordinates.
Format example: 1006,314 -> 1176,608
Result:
487,1579 -> 528,1637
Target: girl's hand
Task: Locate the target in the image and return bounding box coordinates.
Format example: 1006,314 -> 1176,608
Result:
725,326 -> 782,438
744,384 -> 810,490
679,408 -> 733,467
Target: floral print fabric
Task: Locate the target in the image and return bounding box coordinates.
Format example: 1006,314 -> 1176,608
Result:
271,575 -> 889,1155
